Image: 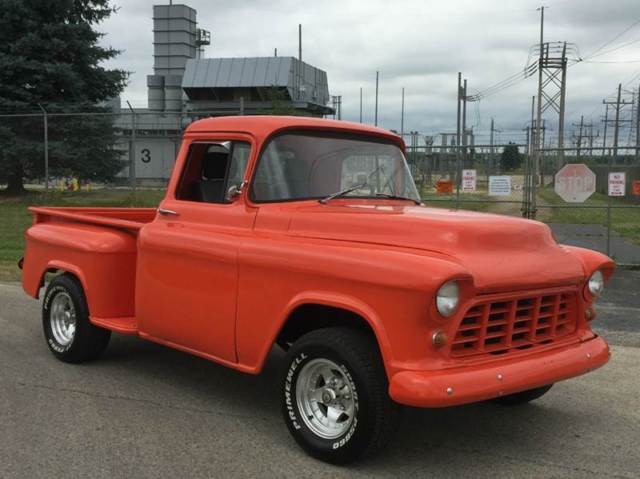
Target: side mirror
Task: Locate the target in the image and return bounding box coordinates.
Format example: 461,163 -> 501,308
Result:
225,183 -> 243,202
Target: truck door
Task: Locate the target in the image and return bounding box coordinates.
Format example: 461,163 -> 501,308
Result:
136,138 -> 255,363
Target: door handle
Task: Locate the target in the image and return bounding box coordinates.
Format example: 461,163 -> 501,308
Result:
157,207 -> 179,216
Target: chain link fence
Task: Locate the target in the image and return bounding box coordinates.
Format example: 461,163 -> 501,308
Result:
406,141 -> 640,265
2,110 -> 640,265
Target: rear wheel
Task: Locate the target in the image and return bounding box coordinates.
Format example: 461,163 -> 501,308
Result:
42,274 -> 111,363
491,384 -> 553,406
281,327 -> 398,464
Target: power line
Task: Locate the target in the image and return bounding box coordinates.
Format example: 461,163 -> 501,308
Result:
580,18 -> 640,61
587,37 -> 640,60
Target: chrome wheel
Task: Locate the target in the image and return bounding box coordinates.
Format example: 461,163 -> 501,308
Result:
296,358 -> 357,439
50,292 -> 76,347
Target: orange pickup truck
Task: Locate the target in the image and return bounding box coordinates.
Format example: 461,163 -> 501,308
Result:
21,116 -> 613,463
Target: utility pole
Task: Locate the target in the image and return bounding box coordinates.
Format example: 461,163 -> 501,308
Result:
532,5 -> 545,219
37,104 -> 49,196
298,24 -> 302,63
587,126 -> 599,156
462,79 -> 468,158
525,95 -> 535,216
558,41 -> 567,166
374,71 -> 379,127
602,103 -> 609,156
489,117 -> 495,177
456,72 -> 462,166
613,84 -> 622,160
636,83 -> 640,158
574,115 -> 584,160
455,73 -> 462,206
602,84 -> 633,161
400,87 -> 405,138
540,119 -> 547,185
359,87 -> 363,123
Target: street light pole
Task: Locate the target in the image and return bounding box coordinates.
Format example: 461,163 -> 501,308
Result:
37,104 -> 49,196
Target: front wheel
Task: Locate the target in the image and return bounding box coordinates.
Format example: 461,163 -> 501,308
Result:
491,384 -> 554,406
281,327 -> 398,464
42,274 -> 111,363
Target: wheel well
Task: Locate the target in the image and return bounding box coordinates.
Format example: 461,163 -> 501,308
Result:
276,304 -> 378,350
38,268 -> 75,296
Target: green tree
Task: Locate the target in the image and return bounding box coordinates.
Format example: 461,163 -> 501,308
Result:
258,86 -> 297,116
501,142 -> 523,172
0,0 -> 127,194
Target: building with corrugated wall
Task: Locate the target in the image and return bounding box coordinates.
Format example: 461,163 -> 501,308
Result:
114,2 -> 334,182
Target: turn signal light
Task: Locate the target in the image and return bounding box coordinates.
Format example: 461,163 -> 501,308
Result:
585,307 -> 595,321
432,330 -> 448,348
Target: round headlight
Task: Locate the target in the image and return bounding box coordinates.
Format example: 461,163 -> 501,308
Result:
436,281 -> 460,317
588,270 -> 604,296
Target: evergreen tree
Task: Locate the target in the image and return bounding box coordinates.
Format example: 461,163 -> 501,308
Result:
0,0 -> 127,194
501,142 -> 524,172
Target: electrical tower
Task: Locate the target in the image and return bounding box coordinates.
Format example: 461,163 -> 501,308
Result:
528,41 -> 579,166
571,116 -> 595,160
602,84 -> 633,159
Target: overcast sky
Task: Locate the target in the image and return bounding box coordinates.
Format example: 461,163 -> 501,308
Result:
99,0 -> 640,145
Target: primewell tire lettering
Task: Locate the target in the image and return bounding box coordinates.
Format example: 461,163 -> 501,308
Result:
285,352 -> 307,430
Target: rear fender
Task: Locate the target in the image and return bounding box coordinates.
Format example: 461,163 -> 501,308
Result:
22,222 -> 138,318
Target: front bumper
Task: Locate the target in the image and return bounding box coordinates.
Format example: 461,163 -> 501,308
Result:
389,336 -> 610,407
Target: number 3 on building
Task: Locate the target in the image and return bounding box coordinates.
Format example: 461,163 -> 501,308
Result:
141,148 -> 151,163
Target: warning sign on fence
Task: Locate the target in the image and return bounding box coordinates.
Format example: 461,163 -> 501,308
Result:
488,176 -> 511,196
633,180 -> 640,196
608,172 -> 626,197
554,163 -> 596,203
462,169 -> 476,192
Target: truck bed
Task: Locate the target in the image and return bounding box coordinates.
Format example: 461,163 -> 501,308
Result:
28,207 -> 157,231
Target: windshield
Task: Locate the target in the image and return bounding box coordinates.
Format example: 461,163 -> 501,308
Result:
251,132 -> 421,203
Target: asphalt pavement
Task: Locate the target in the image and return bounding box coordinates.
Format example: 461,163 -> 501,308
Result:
1,272 -> 639,479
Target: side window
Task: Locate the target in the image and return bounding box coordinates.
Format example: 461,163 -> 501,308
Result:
175,141 -> 251,204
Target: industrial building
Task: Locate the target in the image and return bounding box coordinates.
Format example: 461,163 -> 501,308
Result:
115,2 -> 334,182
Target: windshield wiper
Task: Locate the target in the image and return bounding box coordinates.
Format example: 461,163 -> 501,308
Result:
319,182 -> 367,204
375,193 -> 422,205
319,165 -> 385,204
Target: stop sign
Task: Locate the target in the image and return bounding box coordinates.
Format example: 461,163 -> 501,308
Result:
554,164 -> 596,203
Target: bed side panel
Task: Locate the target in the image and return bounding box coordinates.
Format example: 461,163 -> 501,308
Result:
22,222 -> 138,319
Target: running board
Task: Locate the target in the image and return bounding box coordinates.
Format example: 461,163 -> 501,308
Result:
90,316 -> 138,335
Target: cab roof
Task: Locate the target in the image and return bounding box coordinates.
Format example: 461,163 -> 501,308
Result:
184,115 -> 404,149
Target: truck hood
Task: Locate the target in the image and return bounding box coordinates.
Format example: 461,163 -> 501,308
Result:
287,203 -> 585,291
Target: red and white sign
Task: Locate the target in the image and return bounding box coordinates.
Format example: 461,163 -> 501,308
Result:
554,164 -> 596,203
608,172 -> 626,197
462,169 -> 476,192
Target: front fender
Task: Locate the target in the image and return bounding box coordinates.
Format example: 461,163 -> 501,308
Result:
561,245 -> 615,281
235,237 -> 473,374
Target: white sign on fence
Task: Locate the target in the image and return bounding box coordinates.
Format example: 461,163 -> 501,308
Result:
608,172 -> 626,196
462,169 -> 476,192
488,176 -> 512,196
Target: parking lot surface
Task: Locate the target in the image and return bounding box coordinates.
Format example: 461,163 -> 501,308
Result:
1,272 -> 639,479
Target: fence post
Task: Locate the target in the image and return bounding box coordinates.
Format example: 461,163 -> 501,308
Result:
606,148 -> 612,256
37,104 -> 49,197
126,101 -> 136,192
